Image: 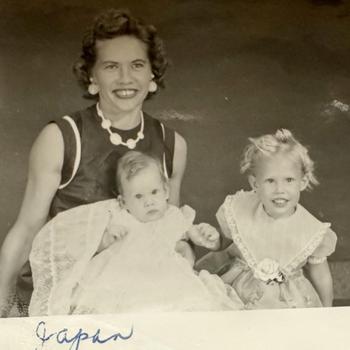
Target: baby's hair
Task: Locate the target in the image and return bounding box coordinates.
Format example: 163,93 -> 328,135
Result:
116,151 -> 167,194
240,129 -> 318,190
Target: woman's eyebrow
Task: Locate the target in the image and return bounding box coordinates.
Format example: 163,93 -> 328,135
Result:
132,59 -> 148,63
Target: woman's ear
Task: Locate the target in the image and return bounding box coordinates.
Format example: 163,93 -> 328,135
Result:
248,175 -> 258,191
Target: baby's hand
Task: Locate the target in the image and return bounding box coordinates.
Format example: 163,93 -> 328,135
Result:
187,223 -> 220,250
97,225 -> 128,253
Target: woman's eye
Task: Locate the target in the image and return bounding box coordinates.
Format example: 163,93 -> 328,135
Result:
132,61 -> 145,69
266,178 -> 274,184
135,194 -> 142,199
151,189 -> 159,195
105,63 -> 118,70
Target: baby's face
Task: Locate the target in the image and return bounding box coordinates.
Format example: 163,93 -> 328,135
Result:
249,153 -> 308,219
120,163 -> 169,222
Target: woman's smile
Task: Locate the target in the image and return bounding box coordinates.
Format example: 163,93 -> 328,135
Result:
113,88 -> 138,99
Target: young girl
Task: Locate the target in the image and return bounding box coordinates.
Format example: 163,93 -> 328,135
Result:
29,151 -> 243,315
216,129 -> 337,309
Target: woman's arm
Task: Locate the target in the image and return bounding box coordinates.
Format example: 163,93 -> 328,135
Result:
168,132 -> 187,206
305,260 -> 334,307
0,123 -> 64,315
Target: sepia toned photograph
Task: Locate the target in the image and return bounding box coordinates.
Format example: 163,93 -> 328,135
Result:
0,0 -> 349,348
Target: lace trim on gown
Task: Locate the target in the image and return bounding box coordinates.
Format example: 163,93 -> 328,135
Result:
29,199 -> 114,316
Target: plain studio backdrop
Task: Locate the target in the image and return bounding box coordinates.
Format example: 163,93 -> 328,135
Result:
0,1 -> 350,348
0,0 -> 350,284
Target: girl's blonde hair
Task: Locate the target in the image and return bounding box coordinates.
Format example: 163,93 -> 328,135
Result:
240,129 -> 318,190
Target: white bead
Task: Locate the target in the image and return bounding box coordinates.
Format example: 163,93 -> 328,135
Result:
126,139 -> 136,149
110,133 -> 122,145
101,119 -> 112,129
137,131 -> 144,140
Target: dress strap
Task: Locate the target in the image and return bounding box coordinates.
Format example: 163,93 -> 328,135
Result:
159,121 -> 175,179
53,116 -> 82,189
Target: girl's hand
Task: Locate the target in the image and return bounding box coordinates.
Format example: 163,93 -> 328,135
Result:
97,225 -> 128,253
187,224 -> 220,250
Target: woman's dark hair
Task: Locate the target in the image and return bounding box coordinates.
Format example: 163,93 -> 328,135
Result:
73,9 -> 168,99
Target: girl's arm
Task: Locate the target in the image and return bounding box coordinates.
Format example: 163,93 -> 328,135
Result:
168,132 -> 187,206
0,123 -> 63,316
305,260 -> 334,307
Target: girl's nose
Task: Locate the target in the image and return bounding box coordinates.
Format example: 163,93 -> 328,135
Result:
275,181 -> 285,193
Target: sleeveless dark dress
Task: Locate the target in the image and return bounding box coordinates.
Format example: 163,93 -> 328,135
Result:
50,104 -> 175,216
16,104 -> 175,315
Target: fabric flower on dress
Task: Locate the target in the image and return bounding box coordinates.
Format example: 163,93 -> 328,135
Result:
253,258 -> 286,284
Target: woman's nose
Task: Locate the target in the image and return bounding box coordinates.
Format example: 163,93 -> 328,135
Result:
119,65 -> 132,83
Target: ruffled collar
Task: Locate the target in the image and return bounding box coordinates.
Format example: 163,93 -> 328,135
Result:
220,190 -> 330,273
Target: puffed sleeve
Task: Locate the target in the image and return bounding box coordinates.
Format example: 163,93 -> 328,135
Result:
308,228 -> 337,264
216,197 -> 235,240
177,205 -> 196,240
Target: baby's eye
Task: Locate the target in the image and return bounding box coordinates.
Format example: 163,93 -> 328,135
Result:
286,177 -> 295,183
135,194 -> 142,199
151,189 -> 159,195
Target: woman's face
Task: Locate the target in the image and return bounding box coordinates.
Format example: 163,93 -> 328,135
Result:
91,35 -> 153,116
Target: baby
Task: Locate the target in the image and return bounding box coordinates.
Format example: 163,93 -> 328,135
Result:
29,151 -> 242,315
97,150 -> 220,264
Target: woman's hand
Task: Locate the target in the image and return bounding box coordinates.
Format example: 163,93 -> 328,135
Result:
187,223 -> 220,250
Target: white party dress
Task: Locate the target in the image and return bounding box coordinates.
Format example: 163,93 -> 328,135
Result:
216,190 -> 337,310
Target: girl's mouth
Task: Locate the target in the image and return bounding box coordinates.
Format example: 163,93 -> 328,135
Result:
272,198 -> 288,207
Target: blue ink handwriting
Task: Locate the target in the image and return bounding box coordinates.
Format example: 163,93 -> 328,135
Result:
35,320 -> 133,350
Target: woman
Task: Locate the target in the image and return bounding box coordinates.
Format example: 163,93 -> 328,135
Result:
0,9 -> 187,317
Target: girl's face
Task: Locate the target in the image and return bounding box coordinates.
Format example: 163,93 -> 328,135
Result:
120,163 -> 169,222
249,153 -> 308,219
91,35 -> 153,116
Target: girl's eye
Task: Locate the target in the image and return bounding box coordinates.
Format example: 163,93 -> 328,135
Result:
135,194 -> 142,199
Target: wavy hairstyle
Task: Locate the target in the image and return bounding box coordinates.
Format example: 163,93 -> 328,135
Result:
240,129 -> 318,190
73,8 -> 168,99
